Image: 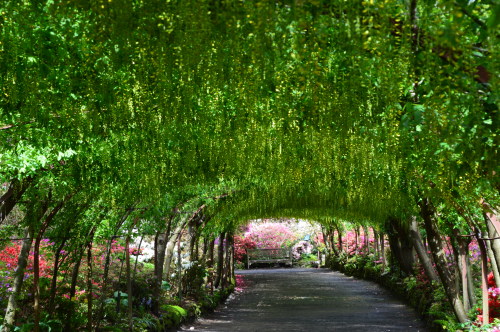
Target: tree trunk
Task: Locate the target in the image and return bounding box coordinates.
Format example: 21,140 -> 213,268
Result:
201,237 -> 209,264
354,227 -> 359,254
124,214 -> 143,331
96,208 -> 132,329
87,237 -> 94,331
456,236 -> 470,312
230,235 -> 235,280
208,239 -> 215,269
380,233 -> 386,268
215,232 -> 225,289
336,227 -> 343,252
164,223 -> 186,279
189,224 -> 196,262
2,230 -> 33,331
487,239 -> 500,287
164,205 -> 205,279
48,239 -> 67,314
329,229 -> 337,256
133,236 -> 143,280
419,197 -> 468,323
0,177 -> 34,224
386,218 -> 414,274
373,229 -> 379,259
465,245 -> 477,307
194,232 -> 200,262
126,231 -> 133,331
485,212 -> 500,283
177,237 -> 182,300
69,250 -> 83,299
33,200 -> 66,332
150,215 -> 173,314
224,233 -> 232,286
156,216 -> 172,280
363,226 -> 369,251
409,217 -> 439,282
477,233 -> 489,326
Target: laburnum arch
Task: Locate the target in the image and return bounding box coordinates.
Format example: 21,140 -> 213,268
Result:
0,0 -> 498,330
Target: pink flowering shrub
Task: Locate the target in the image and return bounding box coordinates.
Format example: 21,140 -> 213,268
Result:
291,241 -> 314,259
314,233 -> 325,245
234,236 -> 256,262
0,240 -> 53,278
245,222 -> 297,249
476,272 -> 500,324
0,238 -> 142,304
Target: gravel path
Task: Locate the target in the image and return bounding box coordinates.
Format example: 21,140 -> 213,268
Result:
179,268 -> 428,332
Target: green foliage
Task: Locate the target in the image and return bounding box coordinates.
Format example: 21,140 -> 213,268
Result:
1,0 -> 496,231
160,305 -> 188,327
296,253 -> 319,268
459,318 -> 500,331
0,0 -> 498,328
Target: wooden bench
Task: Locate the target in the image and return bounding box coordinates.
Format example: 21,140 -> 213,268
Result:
246,248 -> 293,268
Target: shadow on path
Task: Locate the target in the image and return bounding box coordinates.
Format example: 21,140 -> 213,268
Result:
180,268 -> 427,332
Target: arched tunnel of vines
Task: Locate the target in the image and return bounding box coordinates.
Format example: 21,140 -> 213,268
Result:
0,0 -> 498,331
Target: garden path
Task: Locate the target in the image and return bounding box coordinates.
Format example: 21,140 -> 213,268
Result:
179,268 -> 428,332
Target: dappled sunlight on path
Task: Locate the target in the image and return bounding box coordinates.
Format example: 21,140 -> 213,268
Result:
180,268 -> 427,331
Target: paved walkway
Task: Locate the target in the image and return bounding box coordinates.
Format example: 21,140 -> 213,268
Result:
180,268 -> 427,332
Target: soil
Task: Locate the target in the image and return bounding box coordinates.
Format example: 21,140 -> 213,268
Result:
179,267 -> 428,331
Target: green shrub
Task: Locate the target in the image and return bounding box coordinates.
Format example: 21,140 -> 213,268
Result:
160,304 -> 188,326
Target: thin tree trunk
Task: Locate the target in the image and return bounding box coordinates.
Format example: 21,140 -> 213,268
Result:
2,230 -> 33,331
69,250 -> 83,299
409,217 -> 439,282
215,232 -> 225,289
48,239 -> 67,313
457,237 -> 470,312
116,258 -> 125,314
95,208 -> 131,329
380,233 -> 386,268
164,223 -> 186,279
201,237 -> 209,264
224,233 -> 232,286
2,196 -> 48,331
208,239 -> 215,269
156,216 -> 173,283
189,224 -> 196,261
337,227 -> 343,252
125,214 -> 143,332
194,233 -> 200,262
419,197 -> 468,323
485,212 -> 500,283
164,205 -> 206,279
487,239 -> 500,286
133,236 -> 143,280
231,235 -> 235,280
126,231 -> 133,331
321,226 -> 328,251
33,199 -> 66,332
0,177 -> 34,224
152,214 -> 173,315
465,245 -> 477,307
87,236 -> 94,331
354,227 -> 359,254
208,238 -> 215,294
476,232 -> 489,326
177,238 -> 182,300
363,226 -> 369,251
